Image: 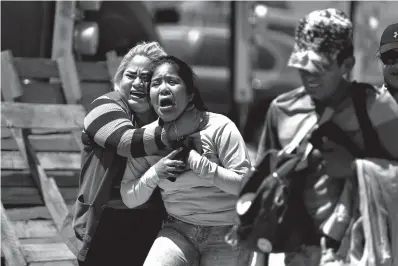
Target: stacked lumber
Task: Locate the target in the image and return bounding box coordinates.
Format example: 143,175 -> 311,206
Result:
1,50 -> 121,265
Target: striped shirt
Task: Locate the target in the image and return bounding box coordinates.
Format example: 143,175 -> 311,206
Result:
83,91 -> 166,159
82,91 -> 167,208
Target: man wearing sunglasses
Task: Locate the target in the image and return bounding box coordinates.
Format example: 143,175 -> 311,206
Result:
255,9 -> 398,266
379,23 -> 398,101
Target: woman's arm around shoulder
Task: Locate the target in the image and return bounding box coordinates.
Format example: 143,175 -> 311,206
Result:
83,94 -> 166,158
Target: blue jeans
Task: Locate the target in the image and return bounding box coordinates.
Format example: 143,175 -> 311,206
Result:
143,215 -> 252,266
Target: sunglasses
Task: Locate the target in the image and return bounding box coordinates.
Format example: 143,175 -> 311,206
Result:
380,50 -> 398,65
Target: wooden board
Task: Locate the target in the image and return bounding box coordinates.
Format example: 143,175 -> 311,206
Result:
20,238 -> 65,245
2,170 -> 80,187
13,220 -> 57,239
30,260 -> 78,266
2,129 -> 78,139
1,102 -> 85,130
21,82 -> 66,104
80,82 -> 112,99
1,50 -> 23,101
2,187 -> 78,206
6,205 -> 74,221
2,134 -> 81,152
1,203 -> 27,266
21,243 -> 76,263
1,151 -> 81,170
56,53 -> 82,105
106,51 -> 122,80
13,57 -> 110,82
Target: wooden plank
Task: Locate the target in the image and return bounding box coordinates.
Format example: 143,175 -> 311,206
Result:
2,128 -> 13,138
1,50 -> 23,101
2,170 -> 80,187
51,1 -> 76,60
21,243 -> 76,262
57,52 -> 84,151
80,82 -> 112,99
2,134 -> 81,152
30,260 -> 78,266
1,187 -> 78,206
0,203 -> 28,266
6,205 -> 74,221
1,102 -> 85,130
1,151 -> 80,170
20,238 -> 64,245
13,58 -> 110,82
3,129 -> 76,139
56,53 -> 82,104
21,82 -> 66,104
76,61 -> 111,82
13,220 -> 57,239
106,50 -> 121,80
79,81 -> 112,110
6,128 -> 70,230
13,57 -> 59,79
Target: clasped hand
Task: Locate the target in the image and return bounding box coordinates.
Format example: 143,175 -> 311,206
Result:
154,136 -> 203,180
153,148 -> 187,180
308,137 -> 356,178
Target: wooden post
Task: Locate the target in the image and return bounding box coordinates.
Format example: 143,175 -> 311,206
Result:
1,203 -> 27,266
106,50 -> 122,83
232,2 -> 253,131
1,50 -> 23,101
51,1 -> 77,60
56,52 -> 84,151
56,52 -> 82,105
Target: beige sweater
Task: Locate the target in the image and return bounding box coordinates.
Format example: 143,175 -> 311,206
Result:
120,112 -> 251,226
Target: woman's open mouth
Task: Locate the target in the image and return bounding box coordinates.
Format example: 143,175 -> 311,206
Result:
159,97 -> 175,111
130,90 -> 146,99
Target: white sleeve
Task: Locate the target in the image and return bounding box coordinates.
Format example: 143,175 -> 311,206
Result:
188,121 -> 251,195
120,158 -> 160,208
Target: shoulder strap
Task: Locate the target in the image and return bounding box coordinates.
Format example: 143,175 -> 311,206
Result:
351,82 -> 390,158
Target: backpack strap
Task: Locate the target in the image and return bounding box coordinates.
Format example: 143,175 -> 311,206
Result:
351,82 -> 390,158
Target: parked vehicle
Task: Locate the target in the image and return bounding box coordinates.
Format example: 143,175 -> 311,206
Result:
1,1 -> 160,60
156,24 -> 301,144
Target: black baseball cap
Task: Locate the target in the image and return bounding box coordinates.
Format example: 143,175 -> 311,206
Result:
380,23 -> 398,54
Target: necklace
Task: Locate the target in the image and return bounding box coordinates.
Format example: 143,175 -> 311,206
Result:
172,111 -> 205,141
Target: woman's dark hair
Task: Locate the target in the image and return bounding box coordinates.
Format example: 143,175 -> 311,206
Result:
148,55 -> 208,111
336,43 -> 354,66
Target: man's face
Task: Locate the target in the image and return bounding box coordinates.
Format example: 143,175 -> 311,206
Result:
381,48 -> 398,89
298,58 -> 345,103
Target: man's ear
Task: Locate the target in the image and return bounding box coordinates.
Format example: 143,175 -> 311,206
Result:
341,56 -> 355,75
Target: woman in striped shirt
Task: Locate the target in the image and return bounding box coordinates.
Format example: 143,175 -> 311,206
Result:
70,42 -> 203,266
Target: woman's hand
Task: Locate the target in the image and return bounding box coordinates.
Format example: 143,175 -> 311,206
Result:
153,148 -> 187,180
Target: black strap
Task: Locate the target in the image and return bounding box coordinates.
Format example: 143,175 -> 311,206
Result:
351,82 -> 390,159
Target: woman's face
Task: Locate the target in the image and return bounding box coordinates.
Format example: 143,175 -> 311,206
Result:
118,55 -> 151,113
149,63 -> 193,122
382,48 -> 398,89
